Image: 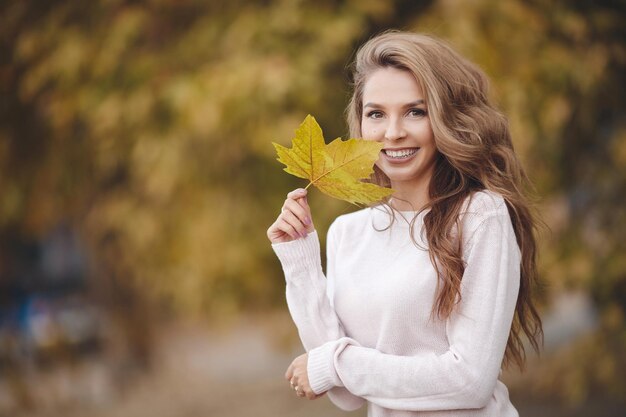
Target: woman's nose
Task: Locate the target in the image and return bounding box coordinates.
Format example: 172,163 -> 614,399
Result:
384,118 -> 407,141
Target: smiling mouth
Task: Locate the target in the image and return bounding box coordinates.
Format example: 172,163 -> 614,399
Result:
383,148 -> 419,159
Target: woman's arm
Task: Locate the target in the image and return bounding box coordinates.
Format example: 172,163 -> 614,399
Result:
303,211 -> 520,411
272,217 -> 366,411
272,229 -> 346,348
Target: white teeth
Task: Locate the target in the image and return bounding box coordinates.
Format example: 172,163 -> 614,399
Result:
385,148 -> 418,158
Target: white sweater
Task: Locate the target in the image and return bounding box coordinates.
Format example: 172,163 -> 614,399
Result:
271,191 -> 520,417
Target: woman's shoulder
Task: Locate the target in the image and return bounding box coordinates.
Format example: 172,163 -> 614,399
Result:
328,206 -> 374,236
462,189 -> 508,218
459,190 -> 510,234
459,190 -> 519,256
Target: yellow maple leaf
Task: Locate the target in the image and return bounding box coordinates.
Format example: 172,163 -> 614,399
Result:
273,115 -> 394,205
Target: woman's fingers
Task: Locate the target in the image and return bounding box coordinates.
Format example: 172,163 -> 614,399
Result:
282,198 -> 311,230
286,188 -> 307,200
277,218 -> 300,241
284,353 -> 321,400
267,188 -> 315,244
283,195 -> 309,219
293,196 -> 314,233
280,209 -> 308,238
267,216 -> 301,244
285,362 -> 294,381
287,189 -> 314,233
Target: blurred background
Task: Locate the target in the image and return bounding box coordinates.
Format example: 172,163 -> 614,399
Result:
1,0 -> 625,416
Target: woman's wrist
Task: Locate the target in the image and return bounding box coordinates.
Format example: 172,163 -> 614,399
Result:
307,340 -> 343,395
271,230 -> 321,275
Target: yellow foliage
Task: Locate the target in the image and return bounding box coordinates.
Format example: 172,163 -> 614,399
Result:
273,115 -> 394,205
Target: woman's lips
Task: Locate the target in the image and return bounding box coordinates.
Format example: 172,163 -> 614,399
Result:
381,147 -> 420,162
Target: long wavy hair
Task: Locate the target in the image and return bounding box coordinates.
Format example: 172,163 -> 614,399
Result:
347,31 -> 543,370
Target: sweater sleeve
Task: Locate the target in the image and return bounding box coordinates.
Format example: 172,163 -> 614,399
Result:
271,224 -> 366,411
305,211 -> 521,411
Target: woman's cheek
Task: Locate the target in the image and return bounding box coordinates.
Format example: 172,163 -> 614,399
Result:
361,129 -> 377,140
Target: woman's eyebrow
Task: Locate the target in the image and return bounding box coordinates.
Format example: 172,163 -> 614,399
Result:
363,99 -> 425,109
404,99 -> 425,107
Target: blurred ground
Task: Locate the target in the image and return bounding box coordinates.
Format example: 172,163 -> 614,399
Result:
3,312 -> 363,417
1,309 -> 624,417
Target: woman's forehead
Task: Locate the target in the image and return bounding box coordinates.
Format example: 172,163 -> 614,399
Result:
362,67 -> 424,106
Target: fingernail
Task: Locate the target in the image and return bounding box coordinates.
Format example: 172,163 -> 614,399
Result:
305,216 -> 311,225
304,196 -> 308,204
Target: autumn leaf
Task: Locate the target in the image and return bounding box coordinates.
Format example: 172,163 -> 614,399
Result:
273,115 -> 394,205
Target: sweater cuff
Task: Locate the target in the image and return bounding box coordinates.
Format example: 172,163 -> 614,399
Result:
307,340 -> 344,395
271,230 -> 321,275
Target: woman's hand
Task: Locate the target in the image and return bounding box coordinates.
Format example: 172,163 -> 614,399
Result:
267,188 -> 315,244
285,353 -> 326,400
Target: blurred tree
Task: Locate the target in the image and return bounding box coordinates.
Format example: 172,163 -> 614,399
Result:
0,0 -> 432,324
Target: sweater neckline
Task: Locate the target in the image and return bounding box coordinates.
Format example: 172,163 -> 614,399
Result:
389,197 -> 427,211
370,203 -> 430,229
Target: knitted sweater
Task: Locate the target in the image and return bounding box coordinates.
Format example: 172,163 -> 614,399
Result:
271,191 -> 520,417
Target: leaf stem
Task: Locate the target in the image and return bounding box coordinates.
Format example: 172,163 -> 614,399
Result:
304,182 -> 313,190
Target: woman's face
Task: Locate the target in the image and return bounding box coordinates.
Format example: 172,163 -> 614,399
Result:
360,67 -> 438,191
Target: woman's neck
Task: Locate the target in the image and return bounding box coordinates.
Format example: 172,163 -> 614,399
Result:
389,180 -> 430,212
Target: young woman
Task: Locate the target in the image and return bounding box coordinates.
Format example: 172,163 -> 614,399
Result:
266,31 -> 542,416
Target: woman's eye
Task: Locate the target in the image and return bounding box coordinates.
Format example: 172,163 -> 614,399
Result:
408,108 -> 427,117
366,110 -> 384,119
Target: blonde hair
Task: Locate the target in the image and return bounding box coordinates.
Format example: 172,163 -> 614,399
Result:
347,31 -> 542,370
